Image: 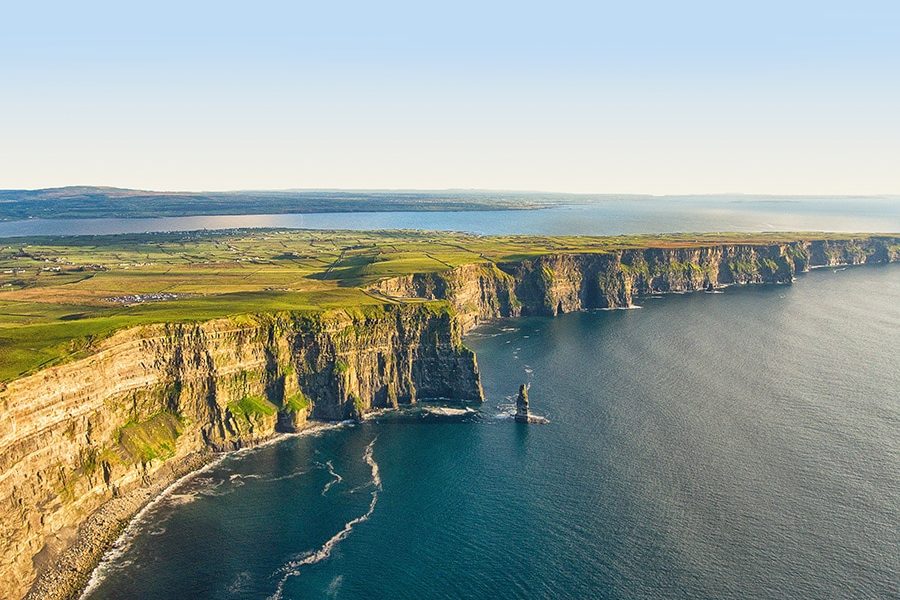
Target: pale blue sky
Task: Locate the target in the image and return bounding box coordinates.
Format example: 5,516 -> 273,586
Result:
1,0 -> 898,193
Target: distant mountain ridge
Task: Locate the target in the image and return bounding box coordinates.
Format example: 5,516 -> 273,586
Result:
0,186 -> 602,220
2,187 -> 895,221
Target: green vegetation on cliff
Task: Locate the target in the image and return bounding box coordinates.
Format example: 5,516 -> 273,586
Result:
0,229 -> 896,381
116,412 -> 183,464
282,391 -> 310,414
228,395 -> 279,421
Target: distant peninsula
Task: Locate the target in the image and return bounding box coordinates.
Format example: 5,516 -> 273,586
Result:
6,187 -> 894,222
0,186 -> 603,220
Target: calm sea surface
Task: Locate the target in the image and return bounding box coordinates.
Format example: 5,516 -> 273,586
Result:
82,265 -> 900,600
2,196 -> 899,237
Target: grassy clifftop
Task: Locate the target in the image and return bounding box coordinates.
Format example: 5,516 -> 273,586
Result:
1,229 -> 895,381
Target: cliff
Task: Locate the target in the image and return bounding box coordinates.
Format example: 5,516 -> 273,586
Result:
0,304 -> 482,599
2,235 -> 898,599
372,238 -> 900,331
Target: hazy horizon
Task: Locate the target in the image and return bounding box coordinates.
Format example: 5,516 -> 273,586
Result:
3,1 -> 899,195
4,184 -> 900,199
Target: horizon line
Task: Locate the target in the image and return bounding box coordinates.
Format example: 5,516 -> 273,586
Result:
3,185 -> 900,199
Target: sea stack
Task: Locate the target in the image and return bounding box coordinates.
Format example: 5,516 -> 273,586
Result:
515,384 -> 530,423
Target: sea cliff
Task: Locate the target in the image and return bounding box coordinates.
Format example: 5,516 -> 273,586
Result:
0,304 -> 481,600
1,236 -> 898,599
371,238 -> 899,331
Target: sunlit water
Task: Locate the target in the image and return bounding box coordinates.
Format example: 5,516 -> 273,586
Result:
81,265 -> 900,599
2,196 -> 899,237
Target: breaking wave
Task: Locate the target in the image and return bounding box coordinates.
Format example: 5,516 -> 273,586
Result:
80,421 -> 352,599
268,438 -> 382,600
78,453 -> 230,599
321,460 -> 343,496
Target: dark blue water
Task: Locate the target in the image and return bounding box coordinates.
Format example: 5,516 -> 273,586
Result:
3,196 -> 899,237
82,266 -> 900,600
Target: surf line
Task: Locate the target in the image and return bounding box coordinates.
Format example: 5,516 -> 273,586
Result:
321,460 -> 343,496
79,421 -> 351,599
269,437 -> 382,600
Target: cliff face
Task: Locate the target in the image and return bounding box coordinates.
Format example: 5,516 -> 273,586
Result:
372,263 -> 519,331
372,238 -> 900,329
0,304 -> 482,599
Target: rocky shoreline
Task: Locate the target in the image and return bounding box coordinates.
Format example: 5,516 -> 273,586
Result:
24,451 -> 217,600
25,418 -> 349,600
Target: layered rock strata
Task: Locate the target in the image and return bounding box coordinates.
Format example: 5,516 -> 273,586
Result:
0,304 -> 482,599
372,238 -> 900,331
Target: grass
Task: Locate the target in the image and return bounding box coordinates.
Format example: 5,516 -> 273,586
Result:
0,228 -> 894,382
334,359 -> 351,375
117,412 -> 183,464
228,395 -> 279,422
283,391 -> 310,413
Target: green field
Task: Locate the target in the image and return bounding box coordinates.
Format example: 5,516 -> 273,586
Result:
0,229 -> 886,382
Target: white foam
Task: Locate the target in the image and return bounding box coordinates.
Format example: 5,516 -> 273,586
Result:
359,407 -> 395,421
321,460 -> 343,496
79,453 -> 231,598
268,438 -> 382,600
227,571 -> 253,595
493,401 -> 517,419
422,406 -> 475,417
166,492 -> 201,505
266,468 -> 310,483
326,574 -> 344,597
81,422 -> 352,598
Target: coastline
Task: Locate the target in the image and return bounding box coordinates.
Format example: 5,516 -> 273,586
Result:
24,452 -> 217,600
10,244 -> 898,600
25,421 -> 339,600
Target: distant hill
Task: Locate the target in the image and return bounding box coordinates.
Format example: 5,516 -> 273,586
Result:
0,187 -> 618,220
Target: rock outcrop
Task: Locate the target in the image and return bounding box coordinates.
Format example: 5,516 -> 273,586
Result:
0,304 -> 482,600
515,384 -> 530,423
514,383 -> 548,424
